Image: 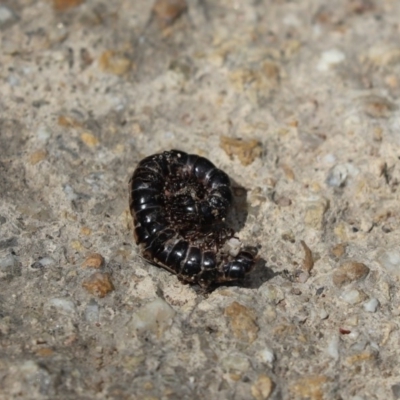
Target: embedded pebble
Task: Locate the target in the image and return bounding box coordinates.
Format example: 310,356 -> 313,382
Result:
327,336 -> 339,360
259,284 -> 285,304
5,360 -> 53,397
304,198 -> 329,230
80,132 -> 99,147
224,237 -> 242,257
326,164 -> 349,187
0,254 -> 18,269
36,124 -> 52,141
340,289 -> 366,305
63,184 -> 79,201
377,249 -> 400,277
0,237 -> 17,250
128,297 -> 175,336
47,298 -> 76,315
327,163 -> 359,188
81,253 -> 105,269
220,354 -> 250,373
330,243 -> 347,258
152,0 -> 187,27
99,50 -> 132,76
220,136 -> 262,166
348,330 -> 360,341
29,150 -> 47,165
392,383 -> 400,399
366,45 -> 400,67
345,350 -> 376,365
0,6 -> 17,28
317,49 -> 345,71
82,272 -> 114,298
30,257 -> 55,269
84,300 -> 100,323
363,298 -> 379,313
38,257 -> 55,267
251,374 -> 273,400
257,347 -> 275,364
332,262 -> 370,287
290,375 -> 328,399
224,301 -> 259,344
52,0 -> 84,12
319,308 -> 329,320
301,240 -> 314,272
362,95 -> 396,119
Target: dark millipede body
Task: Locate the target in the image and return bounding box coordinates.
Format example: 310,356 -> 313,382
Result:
129,149 -> 256,287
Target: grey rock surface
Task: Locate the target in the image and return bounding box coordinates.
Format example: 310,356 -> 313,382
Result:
1,0 -> 400,399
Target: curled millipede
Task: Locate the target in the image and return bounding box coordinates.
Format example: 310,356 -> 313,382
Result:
129,149 -> 256,287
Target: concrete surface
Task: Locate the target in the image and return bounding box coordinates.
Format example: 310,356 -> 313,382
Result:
1,0 -> 400,399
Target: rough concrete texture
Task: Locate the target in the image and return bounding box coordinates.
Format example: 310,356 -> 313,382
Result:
1,0 -> 400,399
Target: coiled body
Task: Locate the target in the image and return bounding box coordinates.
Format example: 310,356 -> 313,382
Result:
129,150 -> 255,287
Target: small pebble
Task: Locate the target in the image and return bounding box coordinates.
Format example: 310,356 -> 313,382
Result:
152,0 -> 187,27
29,150 -> 47,165
0,254 -> 18,269
363,298 -> 379,313
377,249 -> 400,276
80,226 -> 92,236
392,383 -> 400,399
224,237 -> 242,257
63,184 -> 79,201
99,50 -> 132,76
221,354 -> 250,373
0,237 -> 17,250
362,95 -> 396,119
348,330 -> 360,340
48,298 -> 76,315
326,164 -> 349,187
84,300 -> 100,323
52,0 -> 84,12
258,347 -> 275,364
289,375 -> 328,399
128,297 -> 175,336
7,74 -> 19,86
7,360 -> 52,396
220,136 -> 262,166
82,253 -> 105,269
317,49 -> 345,71
301,240 -> 314,272
319,308 -> 329,320
323,153 -> 336,164
260,285 -> 285,304
304,198 -> 329,230
224,302 -> 259,344
39,257 -> 55,267
80,132 -> 99,147
340,289 -> 365,305
327,335 -> 339,360
30,257 -> 55,269
82,272 -> 114,298
251,374 -> 273,400
332,261 -> 370,287
36,124 -> 52,142
0,6 -> 17,28
351,336 -> 369,353
330,243 -> 347,258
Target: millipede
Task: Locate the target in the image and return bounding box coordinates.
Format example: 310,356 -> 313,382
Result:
129,149 -> 257,288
